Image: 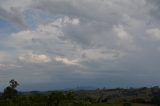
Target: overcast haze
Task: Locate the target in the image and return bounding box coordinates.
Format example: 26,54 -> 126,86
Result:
0,0 -> 160,91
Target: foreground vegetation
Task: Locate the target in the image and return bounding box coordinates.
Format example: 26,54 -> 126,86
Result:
93,103 -> 155,106
1,80 -> 160,106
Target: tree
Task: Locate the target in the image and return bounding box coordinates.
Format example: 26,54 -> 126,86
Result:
3,79 -> 19,99
9,79 -> 19,89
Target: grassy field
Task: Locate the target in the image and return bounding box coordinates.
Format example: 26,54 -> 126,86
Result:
92,103 -> 155,106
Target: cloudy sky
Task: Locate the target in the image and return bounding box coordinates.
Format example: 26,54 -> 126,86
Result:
0,0 -> 160,91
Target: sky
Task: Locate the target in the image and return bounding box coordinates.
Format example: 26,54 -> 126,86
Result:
0,0 -> 160,91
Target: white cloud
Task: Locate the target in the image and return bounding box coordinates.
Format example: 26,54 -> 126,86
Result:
9,16 -> 80,48
18,52 -> 51,63
113,25 -> 131,41
55,56 -> 79,65
147,28 -> 160,40
8,15 -> 126,67
61,16 -> 80,25
112,24 -> 137,50
8,16 -> 82,65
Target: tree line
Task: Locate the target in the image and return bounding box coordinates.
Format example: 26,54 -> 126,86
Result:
1,80 -> 160,106
0,79 -> 90,106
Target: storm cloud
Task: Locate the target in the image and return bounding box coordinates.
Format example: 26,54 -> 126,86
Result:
0,0 -> 160,90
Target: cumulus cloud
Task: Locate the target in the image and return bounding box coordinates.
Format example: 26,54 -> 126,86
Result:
8,16 -> 124,66
18,52 -> 51,63
9,16 -> 80,49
